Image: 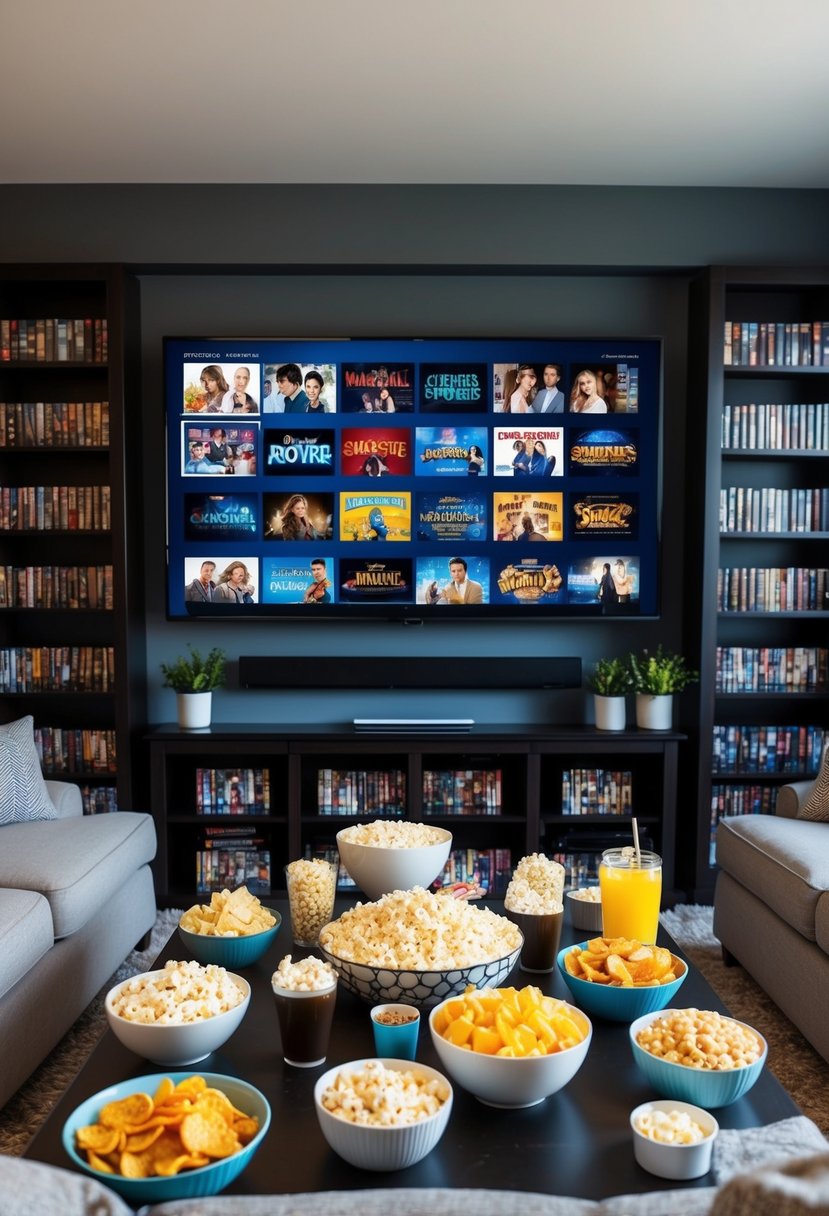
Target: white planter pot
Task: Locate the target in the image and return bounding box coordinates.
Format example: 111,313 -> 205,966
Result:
176,691 -> 212,730
594,694 -> 626,731
635,693 -> 673,730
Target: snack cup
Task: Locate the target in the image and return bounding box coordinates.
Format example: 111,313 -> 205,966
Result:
371,1004 -> 421,1061
504,908 -> 563,974
272,978 -> 337,1068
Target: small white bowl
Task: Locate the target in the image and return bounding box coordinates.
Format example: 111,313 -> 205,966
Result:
630,1099 -> 719,1180
313,1057 -> 453,1171
565,888 -> 603,933
104,968 -> 250,1065
335,827 -> 452,901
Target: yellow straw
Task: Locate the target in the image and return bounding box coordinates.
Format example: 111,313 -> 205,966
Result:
632,817 -> 642,864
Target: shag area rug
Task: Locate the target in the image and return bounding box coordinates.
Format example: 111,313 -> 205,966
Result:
1,904 -> 828,1157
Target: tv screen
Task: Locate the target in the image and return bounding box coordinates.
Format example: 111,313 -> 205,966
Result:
164,337 -> 661,620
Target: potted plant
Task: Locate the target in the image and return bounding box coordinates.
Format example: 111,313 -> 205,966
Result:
587,657 -> 632,731
627,645 -> 698,730
161,645 -> 227,729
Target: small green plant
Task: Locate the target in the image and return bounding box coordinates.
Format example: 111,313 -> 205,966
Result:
627,645 -> 698,695
587,657 -> 632,696
161,645 -> 227,693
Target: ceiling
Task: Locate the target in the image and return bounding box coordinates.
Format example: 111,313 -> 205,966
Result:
3,0 -> 829,188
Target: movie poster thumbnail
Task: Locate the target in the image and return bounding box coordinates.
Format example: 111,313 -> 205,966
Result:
262,362 -> 337,413
261,554 -> 335,604
340,363 -> 414,413
181,362 -> 261,414
415,555 -> 490,605
568,363 -> 639,414
414,426 -> 488,476
492,426 -> 564,477
340,428 -> 412,477
181,423 -> 259,476
262,428 -> 335,476
262,492 -> 334,540
418,363 -> 488,413
569,492 -> 638,541
415,492 -> 488,542
566,555 -> 640,605
184,493 -> 259,542
338,492 -> 411,541
493,362 -> 564,414
492,556 -> 566,606
569,427 -> 640,476
492,492 -> 564,542
182,555 -> 260,604
340,558 -> 413,603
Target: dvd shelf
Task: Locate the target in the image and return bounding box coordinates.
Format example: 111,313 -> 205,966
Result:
721,401 -> 829,450
717,567 -> 828,612
0,400 -> 109,447
0,316 -> 107,363
0,646 -> 115,692
0,564 -> 113,609
422,768 -> 502,815
715,647 -> 828,694
316,767 -> 406,816
560,768 -> 632,817
725,319 -> 829,367
195,768 -> 271,815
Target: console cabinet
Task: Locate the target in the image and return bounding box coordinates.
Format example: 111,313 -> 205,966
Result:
148,724 -> 684,907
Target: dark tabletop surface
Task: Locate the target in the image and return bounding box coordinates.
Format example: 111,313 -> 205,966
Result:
25,901 -> 800,1201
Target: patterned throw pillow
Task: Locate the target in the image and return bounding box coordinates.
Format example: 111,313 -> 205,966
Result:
0,716 -> 58,826
799,741 -> 829,822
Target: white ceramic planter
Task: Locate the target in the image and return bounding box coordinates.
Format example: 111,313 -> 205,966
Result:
594,694 -> 626,731
176,690 -> 212,729
635,693 -> 673,730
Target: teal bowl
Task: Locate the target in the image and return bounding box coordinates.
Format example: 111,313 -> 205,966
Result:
178,913 -> 281,968
62,1071 -> 270,1202
629,1011 -> 767,1108
556,942 -> 687,1022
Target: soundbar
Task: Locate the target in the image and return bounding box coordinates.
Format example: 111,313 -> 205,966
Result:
239,656 -> 581,690
354,718 -> 474,733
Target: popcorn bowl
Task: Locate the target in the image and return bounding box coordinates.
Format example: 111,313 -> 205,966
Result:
335,826 -> 452,900
313,1057 -> 452,1171
177,914 -> 281,968
629,1010 -> 767,1107
104,968 -> 250,1065
630,1099 -> 719,1180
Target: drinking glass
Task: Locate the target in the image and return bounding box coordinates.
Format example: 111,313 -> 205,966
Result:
599,849 -> 662,944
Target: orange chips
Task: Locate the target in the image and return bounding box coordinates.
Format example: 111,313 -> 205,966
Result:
564,937 -> 684,987
74,1075 -> 259,1179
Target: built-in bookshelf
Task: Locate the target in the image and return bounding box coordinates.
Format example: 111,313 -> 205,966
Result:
685,267 -> 829,899
0,265 -> 145,812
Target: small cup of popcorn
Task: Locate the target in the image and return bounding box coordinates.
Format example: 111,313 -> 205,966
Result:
285,857 -> 339,947
503,853 -> 565,974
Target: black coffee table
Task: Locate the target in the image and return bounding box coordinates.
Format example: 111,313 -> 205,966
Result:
25,902 -> 801,1200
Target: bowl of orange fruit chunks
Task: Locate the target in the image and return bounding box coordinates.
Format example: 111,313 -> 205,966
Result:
557,937 -> 688,1022
428,984 -> 591,1108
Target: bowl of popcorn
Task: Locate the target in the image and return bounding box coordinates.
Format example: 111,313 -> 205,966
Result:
629,1008 -> 767,1107
313,1057 -> 452,1171
429,985 -> 592,1108
558,937 -> 688,1022
565,886 -> 603,934
62,1071 -> 270,1202
502,854 -> 565,974
335,820 -> 452,901
178,886 -> 282,968
318,887 -> 522,1007
630,1099 -> 719,1181
104,961 -> 250,1066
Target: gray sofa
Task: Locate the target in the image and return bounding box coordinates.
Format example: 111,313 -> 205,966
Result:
0,780 -> 157,1109
713,767 -> 829,1065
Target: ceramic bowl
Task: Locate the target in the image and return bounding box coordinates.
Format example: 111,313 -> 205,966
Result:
428,995 -> 591,1108
629,1010 -> 767,1107
630,1099 -> 719,1180
565,888 -> 603,933
62,1071 -> 270,1202
335,827 -> 453,901
557,943 -> 687,1022
104,968 -> 250,1065
313,1057 -> 452,1170
177,914 -> 282,968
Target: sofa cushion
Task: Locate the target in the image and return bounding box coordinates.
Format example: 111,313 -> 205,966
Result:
0,716 -> 57,826
799,741 -> 829,821
0,888 -> 54,1000
716,814 -> 829,941
0,812 -> 156,938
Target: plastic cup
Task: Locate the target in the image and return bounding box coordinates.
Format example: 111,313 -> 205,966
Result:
504,909 -> 563,973
599,849 -> 662,943
285,858 -> 338,948
272,979 -> 338,1068
370,1004 -> 420,1060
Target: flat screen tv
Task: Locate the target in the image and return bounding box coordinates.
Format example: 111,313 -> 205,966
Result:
164,337 -> 661,620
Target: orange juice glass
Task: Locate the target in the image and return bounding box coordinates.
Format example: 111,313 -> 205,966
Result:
599,849 -> 662,944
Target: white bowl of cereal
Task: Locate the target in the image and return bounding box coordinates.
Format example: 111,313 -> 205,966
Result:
318,887 -> 522,1007
104,961 -> 251,1066
313,1057 -> 452,1171
335,821 -> 452,900
629,1008 -> 767,1108
630,1099 -> 719,1181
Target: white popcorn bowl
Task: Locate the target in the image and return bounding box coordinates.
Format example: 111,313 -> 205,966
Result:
565,888 -> 603,934
313,1057 -> 453,1171
335,827 -> 452,901
630,1099 -> 719,1180
104,968 -> 250,1065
